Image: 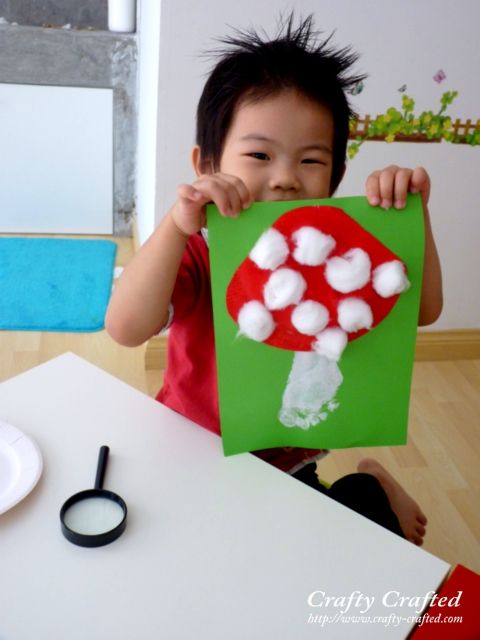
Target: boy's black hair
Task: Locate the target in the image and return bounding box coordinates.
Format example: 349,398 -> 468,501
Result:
196,14 -> 366,194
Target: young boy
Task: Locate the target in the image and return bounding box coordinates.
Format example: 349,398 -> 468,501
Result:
106,16 -> 442,545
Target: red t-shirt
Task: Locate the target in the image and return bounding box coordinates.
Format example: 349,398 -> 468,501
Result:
157,232 -> 327,473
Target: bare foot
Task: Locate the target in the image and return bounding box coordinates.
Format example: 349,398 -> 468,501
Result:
357,458 -> 427,545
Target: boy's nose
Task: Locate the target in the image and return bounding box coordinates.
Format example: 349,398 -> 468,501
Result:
268,163 -> 301,193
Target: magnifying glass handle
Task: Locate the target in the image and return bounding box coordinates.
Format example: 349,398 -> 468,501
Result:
94,445 -> 110,490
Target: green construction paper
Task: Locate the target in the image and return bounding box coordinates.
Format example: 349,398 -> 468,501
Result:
208,195 -> 425,456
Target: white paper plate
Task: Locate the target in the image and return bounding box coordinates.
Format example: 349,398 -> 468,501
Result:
0,419 -> 43,514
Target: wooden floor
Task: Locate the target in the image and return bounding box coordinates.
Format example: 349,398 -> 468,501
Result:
1,236 -> 479,573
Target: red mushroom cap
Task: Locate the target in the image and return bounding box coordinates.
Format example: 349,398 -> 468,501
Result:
226,205 -> 409,352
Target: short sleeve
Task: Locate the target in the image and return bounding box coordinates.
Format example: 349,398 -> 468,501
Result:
168,233 -> 210,324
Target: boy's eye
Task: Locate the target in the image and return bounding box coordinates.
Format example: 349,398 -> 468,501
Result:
302,158 -> 323,165
248,152 -> 269,161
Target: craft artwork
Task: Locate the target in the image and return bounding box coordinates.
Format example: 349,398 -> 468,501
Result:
208,196 -> 424,456
226,206 -> 410,430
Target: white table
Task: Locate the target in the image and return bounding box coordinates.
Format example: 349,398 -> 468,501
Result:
0,353 -> 449,640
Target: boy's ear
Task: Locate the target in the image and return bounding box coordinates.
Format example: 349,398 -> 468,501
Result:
191,146 -> 214,176
191,146 -> 203,177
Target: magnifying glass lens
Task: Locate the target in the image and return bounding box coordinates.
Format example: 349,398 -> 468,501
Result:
63,495 -> 125,536
60,447 -> 127,547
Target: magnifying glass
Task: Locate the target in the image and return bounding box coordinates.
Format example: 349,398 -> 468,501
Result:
60,445 -> 127,547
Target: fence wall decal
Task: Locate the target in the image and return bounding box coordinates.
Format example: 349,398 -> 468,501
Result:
349,116 -> 480,144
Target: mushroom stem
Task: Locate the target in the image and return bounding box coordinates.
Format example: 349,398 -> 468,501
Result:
278,351 -> 343,430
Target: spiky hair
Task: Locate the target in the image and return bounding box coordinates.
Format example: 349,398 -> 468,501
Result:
196,14 -> 366,193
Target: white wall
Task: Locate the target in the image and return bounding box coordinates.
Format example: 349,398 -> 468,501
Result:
137,0 -> 480,330
136,0 -> 162,244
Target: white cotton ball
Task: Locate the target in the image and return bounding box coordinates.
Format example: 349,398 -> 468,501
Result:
291,300 -> 329,335
337,298 -> 373,333
237,301 -> 275,342
264,268 -> 307,310
325,248 -> 371,293
249,228 -> 289,270
372,260 -> 410,298
292,226 -> 336,266
313,328 -> 348,362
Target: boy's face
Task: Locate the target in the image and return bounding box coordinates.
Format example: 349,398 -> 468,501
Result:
199,89 -> 337,202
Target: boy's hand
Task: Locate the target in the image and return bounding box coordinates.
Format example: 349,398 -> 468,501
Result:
366,166 -> 430,211
366,165 -> 442,325
171,173 -> 252,237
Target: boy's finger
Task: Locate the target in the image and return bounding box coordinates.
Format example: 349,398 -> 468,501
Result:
177,183 -> 205,203
392,168 -> 412,209
194,176 -> 241,217
377,166 -> 397,209
209,175 -> 249,216
365,171 -> 381,206
217,173 -> 253,209
410,166 -> 430,204
221,181 -> 243,216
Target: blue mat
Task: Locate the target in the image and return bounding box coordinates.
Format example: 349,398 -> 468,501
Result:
0,238 -> 117,332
